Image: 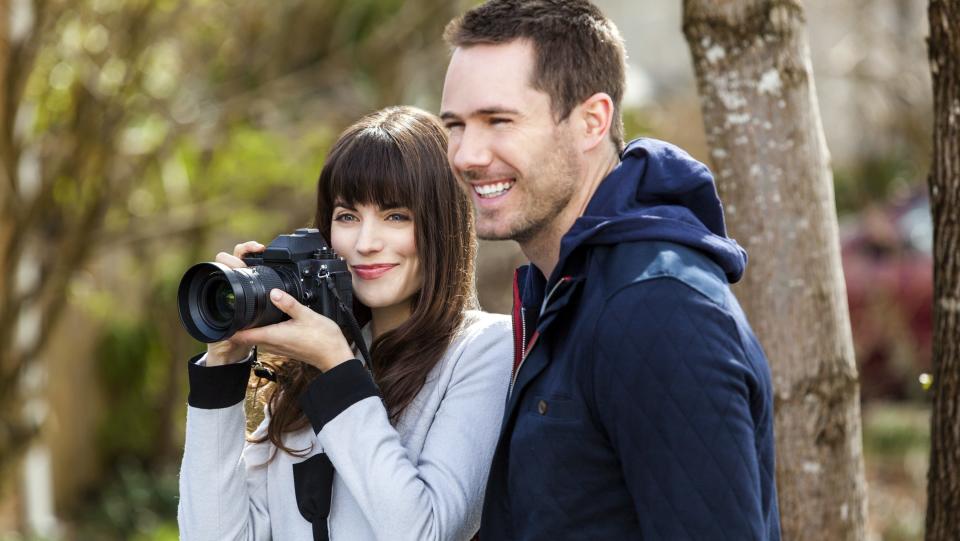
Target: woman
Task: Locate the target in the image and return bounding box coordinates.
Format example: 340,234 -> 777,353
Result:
178,106 -> 512,541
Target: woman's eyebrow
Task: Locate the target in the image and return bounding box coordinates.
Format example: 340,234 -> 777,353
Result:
333,201 -> 357,210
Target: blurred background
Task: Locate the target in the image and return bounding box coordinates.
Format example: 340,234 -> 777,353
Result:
0,0 -> 932,539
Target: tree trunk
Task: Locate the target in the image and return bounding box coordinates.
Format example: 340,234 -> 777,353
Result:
683,2 -> 867,539
925,1 -> 960,539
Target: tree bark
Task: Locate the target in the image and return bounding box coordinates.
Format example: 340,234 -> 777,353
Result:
925,1 -> 960,539
683,2 -> 867,539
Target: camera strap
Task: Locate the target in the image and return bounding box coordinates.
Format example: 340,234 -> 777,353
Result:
324,279 -> 372,369
339,301 -> 371,368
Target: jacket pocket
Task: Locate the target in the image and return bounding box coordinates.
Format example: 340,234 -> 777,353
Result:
524,394 -> 581,424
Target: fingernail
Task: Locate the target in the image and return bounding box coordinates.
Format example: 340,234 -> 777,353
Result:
270,289 -> 282,301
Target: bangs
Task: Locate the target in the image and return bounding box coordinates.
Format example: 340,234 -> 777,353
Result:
324,128 -> 418,211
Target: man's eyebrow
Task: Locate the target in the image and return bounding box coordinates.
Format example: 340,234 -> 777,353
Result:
440,107 -> 521,120
475,107 -> 521,116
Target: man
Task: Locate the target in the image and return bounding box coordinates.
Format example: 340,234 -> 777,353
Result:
439,1 -> 781,539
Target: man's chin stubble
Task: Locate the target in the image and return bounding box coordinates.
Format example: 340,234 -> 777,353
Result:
476,220 -> 540,244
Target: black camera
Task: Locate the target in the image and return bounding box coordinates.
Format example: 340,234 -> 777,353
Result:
177,228 -> 353,343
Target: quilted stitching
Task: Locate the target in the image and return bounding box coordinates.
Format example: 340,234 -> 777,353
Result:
596,277 -> 771,540
601,289 -> 748,540
481,244 -> 779,541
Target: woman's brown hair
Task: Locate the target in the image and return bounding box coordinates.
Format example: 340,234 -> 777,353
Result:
251,106 -> 477,455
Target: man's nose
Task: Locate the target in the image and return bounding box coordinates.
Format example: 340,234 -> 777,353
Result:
355,222 -> 384,254
451,127 -> 493,173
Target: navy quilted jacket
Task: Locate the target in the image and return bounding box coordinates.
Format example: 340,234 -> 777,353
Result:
479,138 -> 781,540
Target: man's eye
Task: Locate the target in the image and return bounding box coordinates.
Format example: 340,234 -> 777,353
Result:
490,117 -> 511,125
444,122 -> 464,131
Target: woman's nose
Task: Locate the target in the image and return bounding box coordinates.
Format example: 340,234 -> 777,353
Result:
355,221 -> 384,254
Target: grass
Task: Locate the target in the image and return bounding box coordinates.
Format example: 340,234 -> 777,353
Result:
862,401 -> 930,541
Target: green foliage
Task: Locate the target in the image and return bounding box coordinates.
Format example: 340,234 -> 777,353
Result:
862,403 -> 930,458
205,125 -> 332,199
94,315 -> 170,460
79,270 -> 186,538
861,403 -> 929,541
833,155 -> 926,216
73,461 -> 180,541
622,106 -> 656,140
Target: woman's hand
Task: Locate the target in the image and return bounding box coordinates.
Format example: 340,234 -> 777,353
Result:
205,240 -> 265,366
231,290 -> 355,373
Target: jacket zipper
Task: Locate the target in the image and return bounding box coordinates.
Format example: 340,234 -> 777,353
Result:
508,306 -> 527,398
508,276 -> 571,397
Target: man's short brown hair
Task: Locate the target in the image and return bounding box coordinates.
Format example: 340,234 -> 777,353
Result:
444,0 -> 627,150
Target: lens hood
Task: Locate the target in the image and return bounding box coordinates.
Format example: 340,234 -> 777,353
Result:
178,262 -> 246,343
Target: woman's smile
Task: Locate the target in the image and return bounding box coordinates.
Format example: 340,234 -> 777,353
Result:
352,263 -> 400,280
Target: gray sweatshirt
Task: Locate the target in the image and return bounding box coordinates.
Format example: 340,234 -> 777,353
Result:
178,310 -> 512,541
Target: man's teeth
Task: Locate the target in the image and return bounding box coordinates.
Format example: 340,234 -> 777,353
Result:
474,181 -> 515,198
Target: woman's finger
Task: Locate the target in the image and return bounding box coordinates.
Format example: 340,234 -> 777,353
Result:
215,252 -> 247,269
233,240 -> 265,259
269,289 -> 313,321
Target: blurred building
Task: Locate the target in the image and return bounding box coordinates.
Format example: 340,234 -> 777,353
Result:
596,0 -> 931,170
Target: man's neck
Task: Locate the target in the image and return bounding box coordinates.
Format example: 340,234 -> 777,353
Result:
521,150 -> 620,279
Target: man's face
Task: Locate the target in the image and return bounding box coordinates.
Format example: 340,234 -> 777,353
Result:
440,40 -> 581,242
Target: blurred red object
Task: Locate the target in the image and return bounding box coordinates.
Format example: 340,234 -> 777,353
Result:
840,192 -> 933,400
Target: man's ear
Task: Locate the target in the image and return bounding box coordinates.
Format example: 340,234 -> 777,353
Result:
576,92 -> 614,152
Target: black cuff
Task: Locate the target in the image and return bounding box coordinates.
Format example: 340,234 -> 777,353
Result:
299,359 -> 379,434
186,352 -> 253,409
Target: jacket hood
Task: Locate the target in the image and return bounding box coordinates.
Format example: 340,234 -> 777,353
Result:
556,137 -> 747,283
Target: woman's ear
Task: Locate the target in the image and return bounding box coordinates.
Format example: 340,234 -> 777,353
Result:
576,92 -> 614,152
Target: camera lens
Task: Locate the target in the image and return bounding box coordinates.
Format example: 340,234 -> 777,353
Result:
200,276 -> 236,327
177,262 -> 288,343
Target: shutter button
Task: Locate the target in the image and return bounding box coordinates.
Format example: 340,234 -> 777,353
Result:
537,400 -> 548,415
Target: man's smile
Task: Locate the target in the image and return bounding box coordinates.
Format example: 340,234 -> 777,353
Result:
472,178 -> 516,199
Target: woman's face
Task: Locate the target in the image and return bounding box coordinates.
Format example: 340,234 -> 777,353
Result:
330,201 -> 422,313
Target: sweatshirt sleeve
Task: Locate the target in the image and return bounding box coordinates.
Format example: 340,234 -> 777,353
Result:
177,353 -> 272,541
300,316 -> 512,541
591,278 -> 768,540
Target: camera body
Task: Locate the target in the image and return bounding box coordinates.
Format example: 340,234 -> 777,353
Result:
178,228 -> 353,343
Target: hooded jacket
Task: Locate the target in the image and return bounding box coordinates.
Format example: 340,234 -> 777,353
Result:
479,138 -> 781,540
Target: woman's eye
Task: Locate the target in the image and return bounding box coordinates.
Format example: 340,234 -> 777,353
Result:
386,212 -> 411,222
334,213 -> 358,222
